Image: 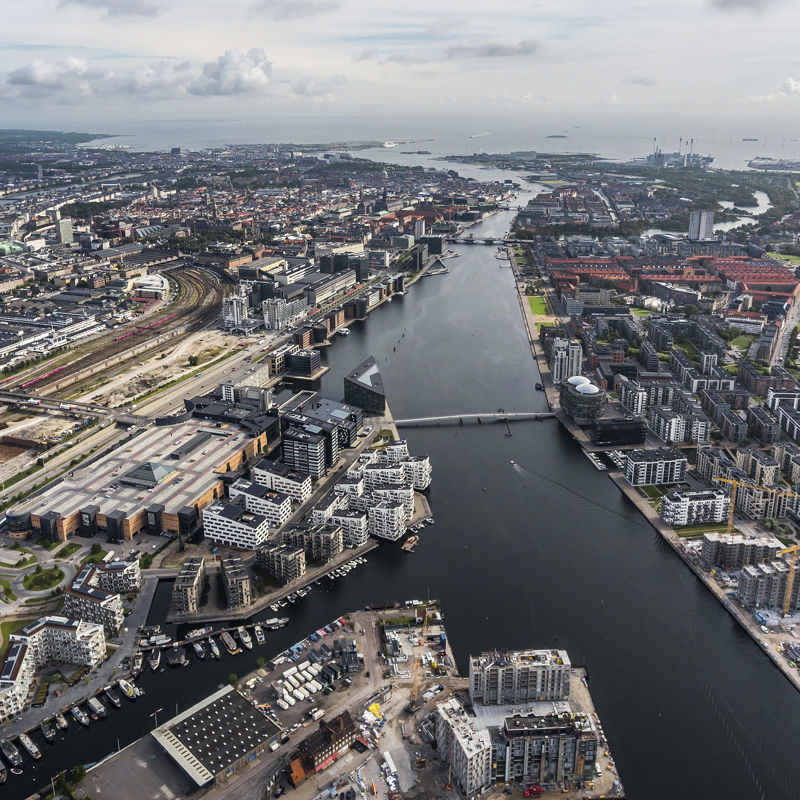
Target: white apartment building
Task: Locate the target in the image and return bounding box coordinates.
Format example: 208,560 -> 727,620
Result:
370,485 -> 414,520
435,698 -> 492,797
329,510 -> 369,547
624,448 -> 687,487
310,492 -> 347,526
262,297 -> 308,330
401,456 -> 432,491
251,459 -> 312,502
94,558 -> 141,593
0,616 -> 105,722
363,463 -> 405,489
62,565 -> 125,637
202,501 -> 270,550
660,489 -> 728,527
650,407 -> 686,444
228,479 -> 292,528
333,476 -> 365,498
368,501 -> 406,541
222,293 -> 249,330
469,649 -> 571,705
549,338 -> 583,384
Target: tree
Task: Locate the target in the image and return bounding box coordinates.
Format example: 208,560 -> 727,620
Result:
35,564 -> 42,574
72,764 -> 87,783
187,355 -> 199,367
228,673 -> 238,686
90,543 -> 102,555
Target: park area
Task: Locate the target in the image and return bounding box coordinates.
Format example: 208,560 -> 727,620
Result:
527,295 -> 549,315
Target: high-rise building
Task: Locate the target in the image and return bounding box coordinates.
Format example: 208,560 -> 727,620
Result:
173,557 -> 205,615
56,217 -> 74,244
688,210 -> 715,241
435,698 -> 492,796
549,338 -> 582,384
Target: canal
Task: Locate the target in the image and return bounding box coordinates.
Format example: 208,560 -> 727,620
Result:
6,190 -> 800,800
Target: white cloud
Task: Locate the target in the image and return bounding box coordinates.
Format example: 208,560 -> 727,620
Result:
251,0 -> 339,20
59,0 -> 163,17
708,0 -> 778,11
780,76 -> 800,95
445,39 -> 541,59
291,74 -> 345,98
188,48 -> 272,96
6,57 -> 102,96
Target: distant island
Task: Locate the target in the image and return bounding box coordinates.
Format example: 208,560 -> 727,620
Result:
547,134 -> 569,138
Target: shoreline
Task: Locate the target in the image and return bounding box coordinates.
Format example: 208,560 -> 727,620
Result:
507,236 -> 800,696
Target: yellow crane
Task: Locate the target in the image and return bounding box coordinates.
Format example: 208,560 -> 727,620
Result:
713,477 -> 800,615
712,477 -> 800,536
778,545 -> 800,617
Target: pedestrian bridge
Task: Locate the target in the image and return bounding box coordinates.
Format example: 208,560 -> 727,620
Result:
395,411 -> 555,427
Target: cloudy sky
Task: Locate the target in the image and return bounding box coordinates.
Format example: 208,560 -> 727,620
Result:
2,0 -> 799,127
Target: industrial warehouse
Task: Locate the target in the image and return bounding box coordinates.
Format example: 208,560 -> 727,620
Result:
7,419 -> 273,541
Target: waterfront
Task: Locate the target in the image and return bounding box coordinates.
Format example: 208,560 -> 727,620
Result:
4,199 -> 800,800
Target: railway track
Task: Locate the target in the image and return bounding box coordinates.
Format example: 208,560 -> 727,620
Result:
4,267 -> 231,396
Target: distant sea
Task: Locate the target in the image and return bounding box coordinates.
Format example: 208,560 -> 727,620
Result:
86,115 -> 800,170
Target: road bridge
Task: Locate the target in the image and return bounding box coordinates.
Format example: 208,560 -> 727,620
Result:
395,411 -> 555,427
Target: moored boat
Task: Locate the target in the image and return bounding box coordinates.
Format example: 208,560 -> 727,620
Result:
18,733 -> 40,760
237,626 -> 253,650
87,696 -> 106,719
207,636 -> 220,658
71,705 -> 90,726
165,646 -> 187,667
39,720 -> 55,743
54,713 -> 68,730
185,626 -> 212,642
264,617 -> 289,629
103,688 -> 121,708
149,648 -> 161,671
0,740 -> 23,768
401,535 -> 419,552
118,679 -> 137,700
221,630 -> 240,655
192,641 -> 206,660
254,624 -> 266,645
131,652 -> 144,675
0,765 -> 6,783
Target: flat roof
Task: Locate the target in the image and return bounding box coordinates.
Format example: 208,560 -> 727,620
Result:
345,355 -> 385,396
10,421 -> 253,522
152,686 -> 280,787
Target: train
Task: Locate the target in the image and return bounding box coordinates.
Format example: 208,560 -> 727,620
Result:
20,366 -> 66,389
113,312 -> 179,342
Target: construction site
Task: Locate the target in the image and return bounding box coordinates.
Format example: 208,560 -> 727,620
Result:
80,603 -> 622,800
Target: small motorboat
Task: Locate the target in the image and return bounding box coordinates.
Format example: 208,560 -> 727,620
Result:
39,720 -> 55,743
221,631 -> 240,655
54,714 -> 68,730
192,641 -> 206,660
71,705 -> 90,726
237,626 -> 253,651
118,679 -> 137,700
104,688 -> 121,708
0,740 -> 23,768
149,649 -> 161,671
207,637 -> 220,659
18,733 -> 40,760
254,624 -> 266,646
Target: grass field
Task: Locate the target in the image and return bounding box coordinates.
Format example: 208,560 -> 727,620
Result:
0,577 -> 17,602
674,523 -> 740,538
23,567 -> 64,592
731,334 -> 756,350
631,307 -> 652,317
772,253 -> 800,265
55,542 -> 82,559
81,548 -> 109,565
527,296 -> 549,315
0,616 -> 38,649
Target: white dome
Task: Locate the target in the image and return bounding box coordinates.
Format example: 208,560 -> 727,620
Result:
576,383 -> 601,395
566,375 -> 590,387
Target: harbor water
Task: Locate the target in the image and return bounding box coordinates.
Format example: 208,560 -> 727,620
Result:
4,195 -> 800,800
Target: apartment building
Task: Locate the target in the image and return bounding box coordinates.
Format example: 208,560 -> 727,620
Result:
282,427 -> 327,479
62,564 -> 125,637
221,554 -> 252,609
660,489 -> 728,527
173,556 -> 205,615
329,509 -> 370,547
700,533 -> 783,569
256,542 -> 306,584
549,338 -> 583,384
281,523 -> 343,564
435,698 -> 492,797
228,480 -> 292,529
469,649 -> 571,705
251,459 -> 312,502
367,501 -> 406,541
738,561 -> 800,611
736,448 -> 780,486
202,501 -> 270,550
93,558 -> 142,593
0,616 -> 106,722
624,448 -> 687,487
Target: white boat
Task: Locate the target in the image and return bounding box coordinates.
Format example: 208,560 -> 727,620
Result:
237,626 -> 253,650
338,328 -> 351,336
254,624 -> 266,645
192,641 -> 206,660
264,617 -> 289,629
17,734 -> 40,760
149,649 -> 161,671
185,627 -> 212,642
118,679 -> 137,700
207,637 -> 220,658
87,697 -> 106,719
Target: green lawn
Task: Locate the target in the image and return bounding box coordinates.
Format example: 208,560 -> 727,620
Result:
55,542 -> 82,559
772,253 -> 800,265
527,296 -> 549,315
0,616 -> 37,649
0,578 -> 17,602
81,548 -> 109,565
673,523 -> 740,537
23,567 -> 64,592
631,307 -> 652,317
673,338 -> 699,360
731,334 -> 756,349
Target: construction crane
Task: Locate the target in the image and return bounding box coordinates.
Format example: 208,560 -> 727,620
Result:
712,477 -> 800,536
779,545 -> 800,617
